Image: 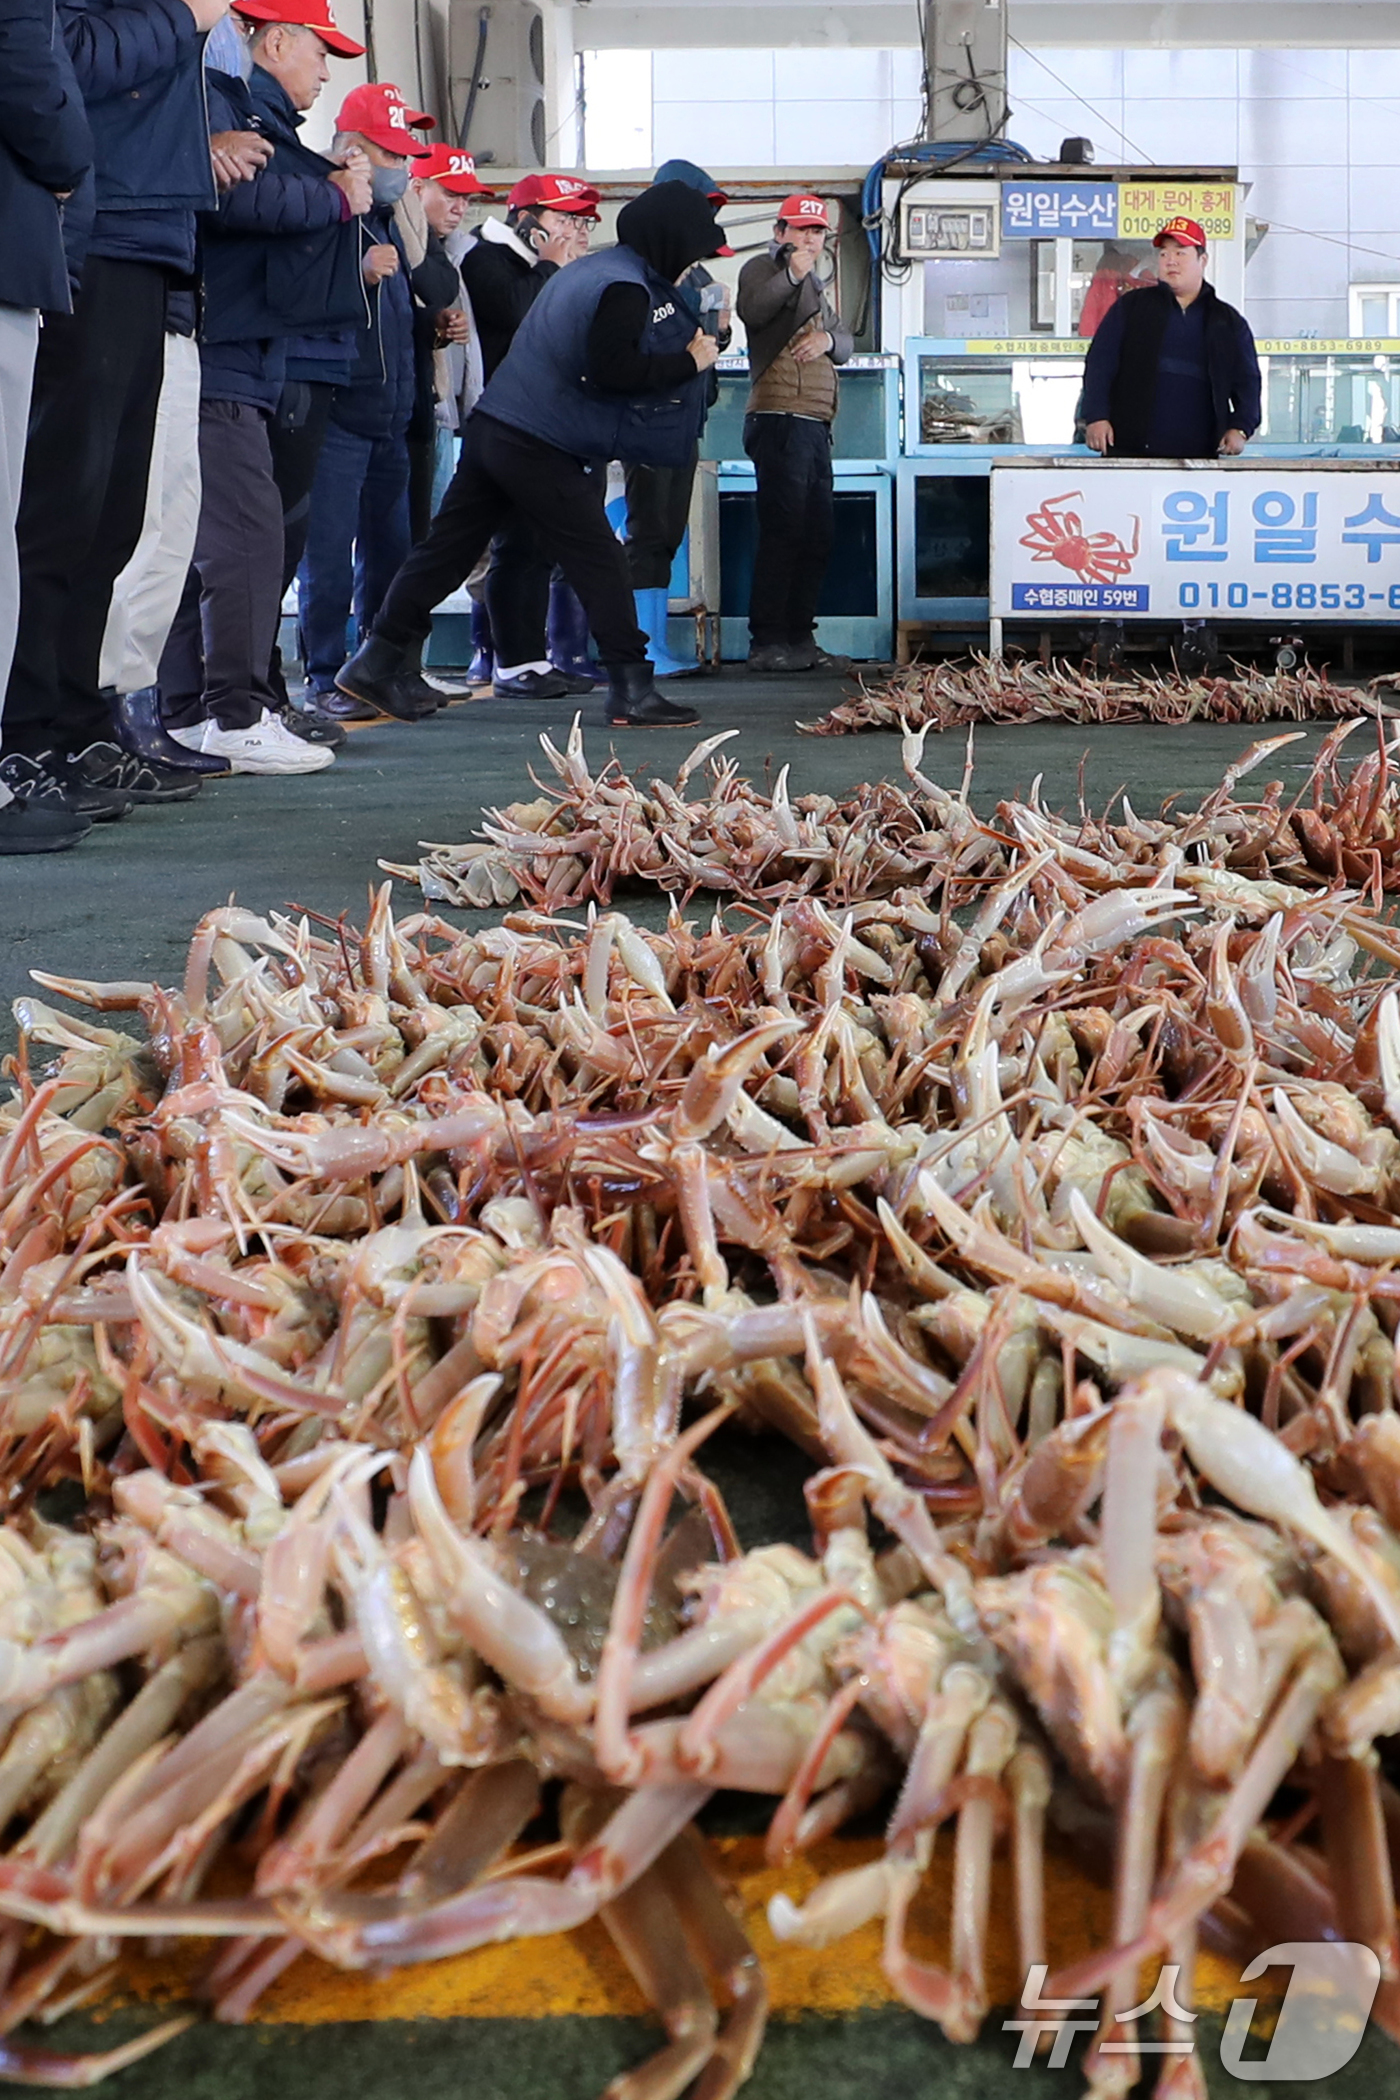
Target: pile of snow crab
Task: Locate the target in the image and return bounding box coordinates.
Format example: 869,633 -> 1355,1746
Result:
13,729 -> 1400,2088
802,652 -> 1375,737
387,713 -> 1400,913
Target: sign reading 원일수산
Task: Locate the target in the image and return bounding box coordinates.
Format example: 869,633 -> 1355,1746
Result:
1001,183 -> 1119,238
991,466 -> 1400,620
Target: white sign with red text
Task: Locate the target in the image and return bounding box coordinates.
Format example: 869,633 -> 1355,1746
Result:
990,464 -> 1400,621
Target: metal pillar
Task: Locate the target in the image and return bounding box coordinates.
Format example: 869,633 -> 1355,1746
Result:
923,0 -> 1009,144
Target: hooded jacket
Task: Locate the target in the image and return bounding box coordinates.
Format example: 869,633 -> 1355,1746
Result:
477,183 -> 722,468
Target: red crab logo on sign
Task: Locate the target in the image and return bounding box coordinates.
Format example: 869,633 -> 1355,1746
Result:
1019,490 -> 1141,584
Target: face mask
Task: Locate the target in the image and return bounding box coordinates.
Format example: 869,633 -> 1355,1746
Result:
371,166 -> 409,206
204,14 -> 252,78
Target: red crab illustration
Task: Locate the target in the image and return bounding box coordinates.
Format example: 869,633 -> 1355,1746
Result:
1019,491 -> 1140,583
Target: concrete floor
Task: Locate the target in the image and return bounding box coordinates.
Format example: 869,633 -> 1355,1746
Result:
0,669 -> 1374,2096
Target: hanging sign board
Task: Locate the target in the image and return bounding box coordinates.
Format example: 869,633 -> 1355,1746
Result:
1001,182 -> 1119,239
991,463 -> 1400,620
1116,181 -> 1238,241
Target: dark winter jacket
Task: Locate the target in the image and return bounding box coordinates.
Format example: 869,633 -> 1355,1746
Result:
196,70 -> 337,409
330,204 -> 415,439
406,226 -> 458,443
60,0 -> 215,274
245,64 -> 356,389
1082,279 -> 1262,456
458,216 -> 555,379
0,0 -> 92,311
201,70 -> 362,341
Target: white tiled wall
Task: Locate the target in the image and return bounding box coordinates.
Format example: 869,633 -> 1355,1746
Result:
582,41 -> 1400,337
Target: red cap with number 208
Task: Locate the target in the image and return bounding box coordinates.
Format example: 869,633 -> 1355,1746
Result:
1153,216 -> 1207,251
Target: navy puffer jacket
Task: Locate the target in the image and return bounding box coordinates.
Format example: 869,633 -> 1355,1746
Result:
0,0 -> 93,311
60,0 -> 214,273
330,203 -> 415,440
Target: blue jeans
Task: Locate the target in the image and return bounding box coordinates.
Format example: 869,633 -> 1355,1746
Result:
297,419 -> 410,691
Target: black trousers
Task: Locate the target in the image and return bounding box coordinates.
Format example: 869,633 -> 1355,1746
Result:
624,446 -> 698,590
269,379 -> 335,593
374,414 -> 646,668
407,432 -> 436,546
159,400 -> 284,733
5,256 -> 167,755
486,510 -> 552,669
266,379 -> 333,706
742,411 -> 834,650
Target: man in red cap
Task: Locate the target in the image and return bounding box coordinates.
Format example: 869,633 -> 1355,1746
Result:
407,146 -> 490,537
153,0 -> 374,775
455,168 -> 601,699
398,144 -> 493,541
1082,215 -> 1260,672
736,194 -> 853,676
297,82 -> 459,718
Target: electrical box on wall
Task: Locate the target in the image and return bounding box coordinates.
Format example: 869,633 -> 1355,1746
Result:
897,181 -> 1000,263
448,0 -> 547,167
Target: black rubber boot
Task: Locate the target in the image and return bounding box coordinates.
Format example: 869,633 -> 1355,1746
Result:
1176,624 -> 1222,677
335,633 -> 437,723
548,577 -> 604,688
604,661 -> 701,729
467,598 -> 493,683
112,688 -> 229,776
1091,620 -> 1125,673
397,637 -> 454,711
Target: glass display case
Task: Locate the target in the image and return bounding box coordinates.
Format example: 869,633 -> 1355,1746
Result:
905,340 -> 1086,452
716,466 -> 893,661
902,340 -> 1400,458
699,355 -> 901,466
1256,344 -> 1400,447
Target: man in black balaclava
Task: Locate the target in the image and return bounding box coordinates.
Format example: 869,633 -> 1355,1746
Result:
335,180 -> 727,730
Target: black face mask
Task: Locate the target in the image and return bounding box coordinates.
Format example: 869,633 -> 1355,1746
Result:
616,181 -> 724,284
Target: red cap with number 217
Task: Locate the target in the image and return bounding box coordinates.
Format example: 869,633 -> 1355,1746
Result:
777,194 -> 832,230
1153,216 -> 1207,251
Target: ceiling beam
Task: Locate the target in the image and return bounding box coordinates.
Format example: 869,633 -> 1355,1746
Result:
569,0 -> 1400,47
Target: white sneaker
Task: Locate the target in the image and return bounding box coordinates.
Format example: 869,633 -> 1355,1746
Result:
167,723 -> 207,750
201,710 -> 335,776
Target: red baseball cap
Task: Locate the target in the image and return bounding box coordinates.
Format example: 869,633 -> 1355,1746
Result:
336,82 -> 433,156
1154,216 -> 1207,251
231,0 -> 363,57
777,193 -> 833,230
414,145 -> 492,196
507,172 -> 602,216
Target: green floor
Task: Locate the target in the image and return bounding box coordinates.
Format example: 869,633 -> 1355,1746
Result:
0,672 -> 1370,2096
1,672 -> 1339,1029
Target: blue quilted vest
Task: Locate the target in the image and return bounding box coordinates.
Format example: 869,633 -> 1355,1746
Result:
477,245 -> 704,468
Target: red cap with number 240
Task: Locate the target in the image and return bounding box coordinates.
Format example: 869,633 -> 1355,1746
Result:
415,145 -> 493,195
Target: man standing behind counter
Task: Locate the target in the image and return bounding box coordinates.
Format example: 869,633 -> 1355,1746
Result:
736,193 -> 853,676
1082,214 -> 1261,674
